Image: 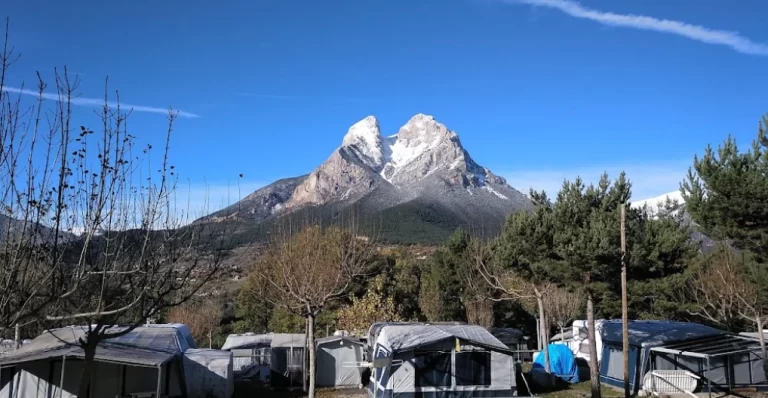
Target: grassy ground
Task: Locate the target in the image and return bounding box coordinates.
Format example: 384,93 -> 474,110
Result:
537,381 -> 623,398
233,385 -> 366,398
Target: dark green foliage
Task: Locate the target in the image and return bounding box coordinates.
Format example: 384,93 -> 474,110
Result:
419,230 -> 470,321
550,174 -> 628,302
682,114 -> 768,262
681,114 -> 768,339
494,189 -> 560,285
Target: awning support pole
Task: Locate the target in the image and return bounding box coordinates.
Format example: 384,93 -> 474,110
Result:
156,364 -> 163,398
650,352 -> 656,395
59,356 -> 66,398
707,356 -> 711,398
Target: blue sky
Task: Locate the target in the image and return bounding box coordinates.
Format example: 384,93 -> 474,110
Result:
3,0 -> 767,212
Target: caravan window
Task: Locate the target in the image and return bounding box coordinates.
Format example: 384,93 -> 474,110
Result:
455,351 -> 491,386
414,351 -> 452,387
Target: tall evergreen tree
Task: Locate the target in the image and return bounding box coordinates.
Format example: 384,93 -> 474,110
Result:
490,189 -> 559,373
681,113 -> 768,376
550,173 -> 630,398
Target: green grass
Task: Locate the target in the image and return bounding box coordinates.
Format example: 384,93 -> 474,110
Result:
538,381 -> 623,398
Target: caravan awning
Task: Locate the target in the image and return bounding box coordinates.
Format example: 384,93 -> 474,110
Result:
0,326 -> 181,368
221,333 -> 273,350
378,324 -> 509,353
649,334 -> 762,359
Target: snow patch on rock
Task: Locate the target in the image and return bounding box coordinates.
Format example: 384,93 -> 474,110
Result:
482,185 -> 509,200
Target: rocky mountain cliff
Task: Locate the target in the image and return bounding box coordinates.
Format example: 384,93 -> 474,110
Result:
198,114 -> 532,243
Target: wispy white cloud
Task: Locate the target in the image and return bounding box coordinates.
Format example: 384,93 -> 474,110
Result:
501,0 -> 768,56
500,161 -> 689,202
1,86 -> 200,118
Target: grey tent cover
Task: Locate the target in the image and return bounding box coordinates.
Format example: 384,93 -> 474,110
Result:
378,324 -> 508,353
316,336 -> 363,387
0,325 -> 190,368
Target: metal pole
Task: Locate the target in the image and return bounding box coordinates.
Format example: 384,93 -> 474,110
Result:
59,356 -> 66,398
707,356 -> 711,398
650,352 -> 656,395
14,324 -> 20,350
621,204 -> 629,398
156,365 -> 163,398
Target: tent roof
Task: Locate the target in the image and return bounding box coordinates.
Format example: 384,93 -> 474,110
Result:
271,333 -> 305,348
651,334 -> 761,358
488,328 -> 524,344
599,320 -> 724,348
0,325 -> 186,367
550,329 -> 574,342
316,336 -> 364,346
377,324 -> 508,353
221,333 -> 305,350
221,333 -> 272,350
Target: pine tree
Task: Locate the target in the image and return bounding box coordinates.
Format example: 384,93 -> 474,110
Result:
681,113 -> 768,377
550,173 -> 630,398
490,190 -> 559,373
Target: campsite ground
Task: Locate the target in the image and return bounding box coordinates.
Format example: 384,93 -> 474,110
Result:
248,385 -> 768,398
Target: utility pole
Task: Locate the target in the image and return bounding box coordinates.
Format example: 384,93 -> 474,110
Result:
621,204 -> 630,398
14,324 -> 20,350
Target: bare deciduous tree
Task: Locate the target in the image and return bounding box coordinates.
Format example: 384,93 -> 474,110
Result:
168,300 -> 223,348
1,22 -> 228,395
544,283 -> 583,343
469,239 -> 552,372
687,247 -> 743,331
252,218 -> 374,398
459,240 -> 495,327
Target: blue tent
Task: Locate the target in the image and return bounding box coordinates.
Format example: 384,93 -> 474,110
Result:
533,344 -> 579,383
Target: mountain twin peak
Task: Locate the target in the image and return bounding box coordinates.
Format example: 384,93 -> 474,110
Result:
200,114 -> 531,239
288,113 -> 510,207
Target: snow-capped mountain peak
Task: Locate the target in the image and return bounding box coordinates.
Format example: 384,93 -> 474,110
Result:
341,116 -> 386,170
208,114 -> 532,224
631,191 -> 684,212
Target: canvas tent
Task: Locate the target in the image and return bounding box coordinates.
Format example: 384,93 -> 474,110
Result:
221,333 -> 305,388
316,336 -> 364,388
367,323 -> 517,398
0,324 -> 195,398
597,320 -> 767,396
183,349 -> 235,398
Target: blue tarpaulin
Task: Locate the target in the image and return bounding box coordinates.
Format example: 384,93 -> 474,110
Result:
533,344 -> 579,383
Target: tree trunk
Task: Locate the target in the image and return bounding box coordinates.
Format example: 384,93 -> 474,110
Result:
587,293 -> 601,398
77,340 -> 98,398
307,313 -> 317,398
303,317 -> 308,393
560,324 -> 565,344
535,316 -> 541,350
536,293 -> 551,373
208,329 -> 212,349
757,316 -> 767,380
